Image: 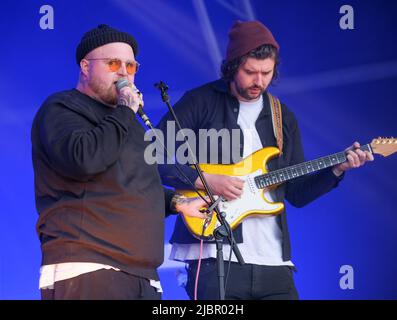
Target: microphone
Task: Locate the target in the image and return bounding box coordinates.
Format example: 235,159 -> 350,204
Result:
115,79 -> 153,128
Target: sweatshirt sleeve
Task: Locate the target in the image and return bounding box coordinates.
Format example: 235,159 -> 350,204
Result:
38,101 -> 137,180
164,187 -> 177,217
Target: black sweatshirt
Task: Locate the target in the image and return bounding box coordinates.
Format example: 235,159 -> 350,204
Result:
31,89 -> 174,281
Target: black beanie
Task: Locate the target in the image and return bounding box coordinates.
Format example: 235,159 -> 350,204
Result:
75,24 -> 139,65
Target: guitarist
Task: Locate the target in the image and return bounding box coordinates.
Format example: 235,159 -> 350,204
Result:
156,20 -> 373,300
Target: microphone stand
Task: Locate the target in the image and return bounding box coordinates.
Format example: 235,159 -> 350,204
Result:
155,81 -> 245,300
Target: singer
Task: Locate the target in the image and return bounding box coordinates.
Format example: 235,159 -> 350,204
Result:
31,24 -> 207,300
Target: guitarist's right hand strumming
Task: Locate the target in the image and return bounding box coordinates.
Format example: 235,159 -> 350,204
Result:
194,172 -> 244,201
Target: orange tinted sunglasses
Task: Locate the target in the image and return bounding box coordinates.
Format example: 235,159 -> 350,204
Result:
86,58 -> 140,75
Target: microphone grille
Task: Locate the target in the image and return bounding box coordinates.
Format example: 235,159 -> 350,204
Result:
115,79 -> 130,90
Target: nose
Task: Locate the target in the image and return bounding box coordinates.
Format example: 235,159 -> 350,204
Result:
117,62 -> 128,76
253,73 -> 262,86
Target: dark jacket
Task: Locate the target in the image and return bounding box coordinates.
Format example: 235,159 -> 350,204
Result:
31,89 -> 174,281
156,79 -> 343,261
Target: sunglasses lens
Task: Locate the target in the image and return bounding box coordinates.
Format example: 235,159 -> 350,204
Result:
106,59 -> 138,75
108,59 -> 122,72
126,62 -> 138,75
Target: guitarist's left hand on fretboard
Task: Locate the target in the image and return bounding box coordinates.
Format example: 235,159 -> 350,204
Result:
332,141 -> 374,176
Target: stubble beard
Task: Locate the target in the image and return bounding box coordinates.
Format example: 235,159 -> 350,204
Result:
235,82 -> 265,101
89,78 -> 118,106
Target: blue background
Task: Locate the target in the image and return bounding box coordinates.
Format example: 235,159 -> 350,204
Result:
0,0 -> 396,300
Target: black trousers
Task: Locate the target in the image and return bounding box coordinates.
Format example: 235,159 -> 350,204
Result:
185,258 -> 299,300
41,269 -> 161,300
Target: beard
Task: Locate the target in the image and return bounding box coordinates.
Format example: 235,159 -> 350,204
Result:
235,83 -> 265,101
88,77 -> 118,106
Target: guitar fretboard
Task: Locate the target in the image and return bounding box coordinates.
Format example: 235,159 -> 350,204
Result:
254,144 -> 372,189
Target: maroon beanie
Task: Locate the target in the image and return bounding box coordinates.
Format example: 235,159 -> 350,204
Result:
225,20 -> 279,62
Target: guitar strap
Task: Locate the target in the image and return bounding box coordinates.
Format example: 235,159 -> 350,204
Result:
267,92 -> 283,155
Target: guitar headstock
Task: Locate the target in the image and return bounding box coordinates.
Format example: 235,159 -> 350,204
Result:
370,137 -> 397,157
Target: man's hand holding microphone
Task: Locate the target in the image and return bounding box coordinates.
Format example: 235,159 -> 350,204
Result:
116,79 -> 152,127
116,78 -> 143,113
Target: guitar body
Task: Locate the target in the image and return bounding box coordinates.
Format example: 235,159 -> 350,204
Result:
178,147 -> 285,239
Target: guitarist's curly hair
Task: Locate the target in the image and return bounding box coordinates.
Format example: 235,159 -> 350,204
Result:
220,44 -> 280,84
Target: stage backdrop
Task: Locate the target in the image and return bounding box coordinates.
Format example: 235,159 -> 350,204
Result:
0,0 -> 396,299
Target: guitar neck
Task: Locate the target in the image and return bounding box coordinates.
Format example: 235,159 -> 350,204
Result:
254,144 -> 372,189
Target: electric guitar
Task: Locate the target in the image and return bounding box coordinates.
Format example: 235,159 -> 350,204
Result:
178,137 -> 397,240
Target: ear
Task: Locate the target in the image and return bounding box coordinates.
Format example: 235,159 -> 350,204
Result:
80,59 -> 90,77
